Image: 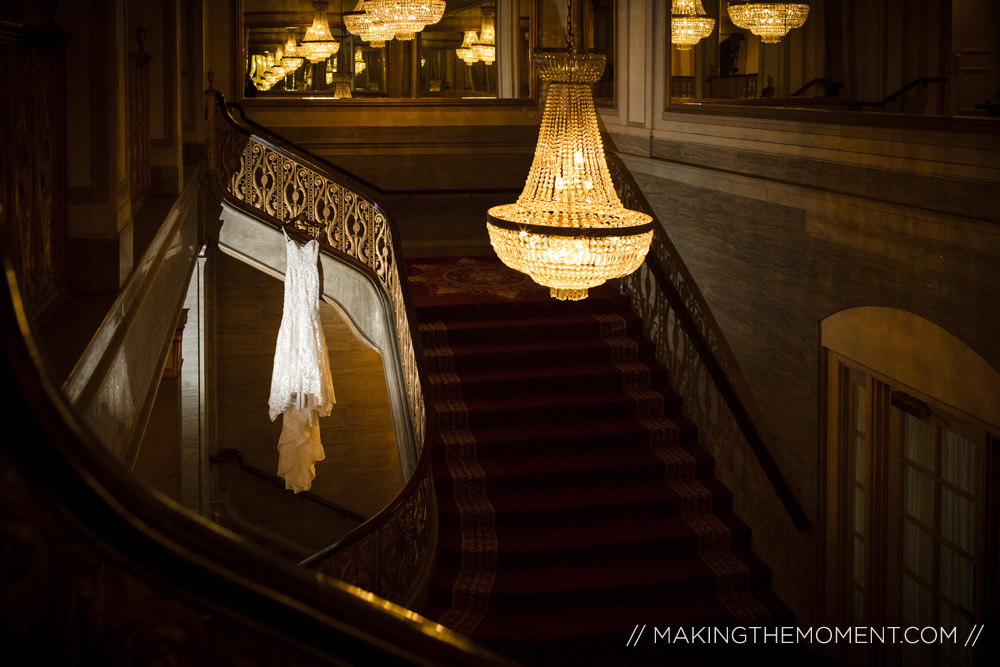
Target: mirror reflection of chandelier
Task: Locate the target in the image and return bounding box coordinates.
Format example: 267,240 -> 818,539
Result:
363,0 -> 446,41
456,30 -> 479,65
299,0 -> 340,62
727,1 -> 809,43
671,0 -> 715,51
280,29 -> 305,72
344,0 -> 393,47
487,1 -> 653,301
471,6 -> 495,65
331,72 -> 353,98
354,46 -> 367,75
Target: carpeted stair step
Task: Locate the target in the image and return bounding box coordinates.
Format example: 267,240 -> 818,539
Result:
418,311 -> 646,348
429,360 -> 674,402
428,336 -> 658,374
449,388 -> 682,431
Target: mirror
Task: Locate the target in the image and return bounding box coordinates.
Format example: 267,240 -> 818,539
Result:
669,1 -> 1000,117
241,0 -> 534,101
669,1 -> 842,104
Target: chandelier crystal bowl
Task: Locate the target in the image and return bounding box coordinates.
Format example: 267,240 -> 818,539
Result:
672,0 -> 715,51
363,0 -> 446,41
727,1 -> 809,43
486,50 -> 654,301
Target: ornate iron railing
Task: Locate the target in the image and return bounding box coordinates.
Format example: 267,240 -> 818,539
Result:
205,85 -> 437,605
607,154 -> 810,531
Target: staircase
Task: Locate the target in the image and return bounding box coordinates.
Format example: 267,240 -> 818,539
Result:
408,256 -> 794,665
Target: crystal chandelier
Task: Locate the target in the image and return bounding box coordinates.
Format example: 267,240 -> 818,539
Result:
363,0 -> 446,41
456,30 -> 479,64
331,72 -> 353,98
471,6 -> 496,65
280,29 -> 305,72
354,46 -> 367,75
672,0 -> 715,51
727,2 -> 809,43
345,0 -> 393,47
300,0 -> 340,62
487,2 -> 653,301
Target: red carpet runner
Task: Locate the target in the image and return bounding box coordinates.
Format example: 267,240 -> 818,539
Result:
407,257 -> 795,665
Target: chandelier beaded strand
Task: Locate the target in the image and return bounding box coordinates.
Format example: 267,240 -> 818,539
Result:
486,0 -> 653,301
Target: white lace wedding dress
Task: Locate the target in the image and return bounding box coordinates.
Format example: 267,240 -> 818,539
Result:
268,229 -> 335,493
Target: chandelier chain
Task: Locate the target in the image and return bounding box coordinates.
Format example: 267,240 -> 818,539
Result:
566,0 -> 574,50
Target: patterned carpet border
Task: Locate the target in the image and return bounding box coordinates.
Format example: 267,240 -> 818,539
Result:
592,314 -> 773,625
421,321 -> 498,635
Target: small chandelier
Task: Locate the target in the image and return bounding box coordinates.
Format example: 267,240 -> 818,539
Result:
280,29 -> 305,72
471,6 -> 496,65
363,0 -> 446,41
487,1 -> 653,301
300,0 -> 340,62
456,30 -> 479,64
672,0 -> 715,51
345,0 -> 393,47
727,2 -> 809,43
331,72 -> 353,98
354,46 -> 367,75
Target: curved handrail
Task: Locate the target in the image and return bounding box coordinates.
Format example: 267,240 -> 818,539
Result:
850,76 -> 948,110
607,153 -> 810,531
0,222 -> 514,666
206,87 -> 442,604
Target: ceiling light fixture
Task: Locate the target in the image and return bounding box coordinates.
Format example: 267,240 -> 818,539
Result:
363,0 -> 445,41
671,0 -> 715,51
486,0 -> 653,301
727,1 -> 809,43
299,0 -> 340,62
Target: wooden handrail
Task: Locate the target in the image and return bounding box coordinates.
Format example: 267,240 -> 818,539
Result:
607,153 -> 811,532
850,76 -> 948,110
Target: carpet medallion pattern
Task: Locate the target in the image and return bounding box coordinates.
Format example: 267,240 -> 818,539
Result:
408,256 -> 791,664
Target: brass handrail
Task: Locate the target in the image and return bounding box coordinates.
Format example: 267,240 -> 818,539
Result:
205,86 -> 442,604
607,153 -> 810,531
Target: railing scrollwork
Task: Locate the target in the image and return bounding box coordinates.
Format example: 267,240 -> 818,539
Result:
607,154 -> 810,531
205,85 -> 435,605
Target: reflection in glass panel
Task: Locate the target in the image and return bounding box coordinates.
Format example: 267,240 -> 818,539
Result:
903,413 -> 936,472
584,0 -> 616,104
243,1 -> 534,100
939,545 -> 974,613
853,535 -> 863,586
941,428 -> 976,493
852,588 -> 863,623
902,518 -> 934,583
901,572 -> 933,626
939,601 -> 974,667
853,486 -> 864,536
854,434 -> 866,484
940,486 -> 975,555
853,382 -> 866,434
670,1 -> 841,102
903,463 -> 935,528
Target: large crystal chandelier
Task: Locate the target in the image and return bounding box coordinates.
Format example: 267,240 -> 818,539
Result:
487,2 -> 653,301
456,30 -> 479,64
672,0 -> 715,51
345,0 -> 394,47
363,0 -> 446,41
299,0 -> 340,62
727,2 -> 809,43
471,6 -> 496,65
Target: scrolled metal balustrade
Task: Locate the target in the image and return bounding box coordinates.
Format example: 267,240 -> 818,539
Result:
205,87 -> 435,605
